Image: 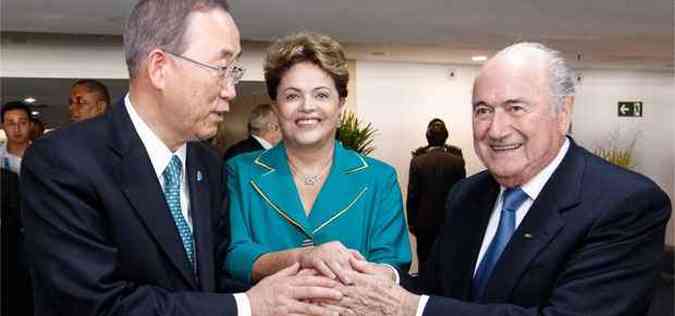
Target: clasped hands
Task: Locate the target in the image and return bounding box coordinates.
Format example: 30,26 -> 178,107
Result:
248,241 -> 418,316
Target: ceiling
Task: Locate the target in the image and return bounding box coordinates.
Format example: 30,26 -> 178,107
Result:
1,0 -> 673,69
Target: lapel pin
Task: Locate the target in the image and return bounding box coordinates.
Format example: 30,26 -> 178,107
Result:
524,233 -> 534,239
196,170 -> 203,182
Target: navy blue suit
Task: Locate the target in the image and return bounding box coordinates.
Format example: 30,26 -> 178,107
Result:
21,100 -> 246,316
223,136 -> 264,163
402,139 -> 671,315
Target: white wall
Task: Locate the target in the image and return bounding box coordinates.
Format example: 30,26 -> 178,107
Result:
570,69 -> 675,245
572,69 -> 674,200
355,60 -> 675,244
3,34 -> 673,244
355,62 -> 482,184
0,34 -> 266,81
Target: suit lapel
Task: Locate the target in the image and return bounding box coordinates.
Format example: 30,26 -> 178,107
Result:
186,144 -> 214,291
308,143 -> 369,235
111,101 -> 198,289
249,144 -> 313,238
483,139 -> 584,301
447,175 -> 499,299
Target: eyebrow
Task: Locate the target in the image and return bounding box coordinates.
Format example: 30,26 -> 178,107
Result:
503,98 -> 526,105
472,101 -> 490,108
219,48 -> 242,61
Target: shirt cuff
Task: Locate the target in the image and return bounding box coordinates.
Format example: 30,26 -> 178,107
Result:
416,295 -> 430,316
233,293 -> 251,316
379,263 -> 401,284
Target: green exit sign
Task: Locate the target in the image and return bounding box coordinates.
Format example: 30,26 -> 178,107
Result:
617,101 -> 643,117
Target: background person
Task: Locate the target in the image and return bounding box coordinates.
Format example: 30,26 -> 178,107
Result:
0,101 -> 31,174
407,118 -> 465,267
225,31 -> 411,285
29,116 -> 46,141
68,79 -> 111,122
223,103 -> 281,162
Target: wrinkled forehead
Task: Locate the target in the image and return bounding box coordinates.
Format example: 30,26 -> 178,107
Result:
183,8 -> 241,58
473,53 -> 550,103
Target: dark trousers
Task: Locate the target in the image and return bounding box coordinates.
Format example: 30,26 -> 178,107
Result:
415,229 -> 439,273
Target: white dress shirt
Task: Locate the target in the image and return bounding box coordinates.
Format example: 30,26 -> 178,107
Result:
416,138 -> 570,316
0,143 -> 22,174
124,95 -> 250,316
251,134 -> 273,150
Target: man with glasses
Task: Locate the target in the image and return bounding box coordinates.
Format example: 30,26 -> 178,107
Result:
21,1 -> 343,316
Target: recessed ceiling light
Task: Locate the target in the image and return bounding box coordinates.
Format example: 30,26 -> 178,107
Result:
472,56 -> 488,62
31,110 -> 40,116
24,97 -> 36,103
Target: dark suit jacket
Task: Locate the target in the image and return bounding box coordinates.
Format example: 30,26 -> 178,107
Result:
2,167 -> 32,316
402,139 -> 671,316
223,136 -> 264,163
21,99 -> 246,316
407,145 -> 466,233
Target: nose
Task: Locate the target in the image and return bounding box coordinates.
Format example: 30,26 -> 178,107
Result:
298,93 -> 316,112
220,80 -> 237,102
487,109 -> 512,140
216,81 -> 237,113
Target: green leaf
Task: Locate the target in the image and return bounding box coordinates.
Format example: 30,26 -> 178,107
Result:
336,110 -> 378,155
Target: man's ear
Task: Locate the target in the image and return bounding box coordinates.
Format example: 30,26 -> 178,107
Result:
146,49 -> 171,90
96,101 -> 108,114
559,96 -> 574,135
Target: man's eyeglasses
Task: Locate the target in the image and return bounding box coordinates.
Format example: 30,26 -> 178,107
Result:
165,51 -> 245,86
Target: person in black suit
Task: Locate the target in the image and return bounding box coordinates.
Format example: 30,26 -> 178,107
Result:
1,167 -> 33,316
330,42 -> 671,316
407,118 -> 465,267
21,1 -> 343,316
223,103 -> 281,162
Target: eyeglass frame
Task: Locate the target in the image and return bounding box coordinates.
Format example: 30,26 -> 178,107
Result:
165,51 -> 246,86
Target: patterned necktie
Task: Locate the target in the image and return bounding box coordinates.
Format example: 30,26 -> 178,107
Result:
162,155 -> 195,269
473,187 -> 529,300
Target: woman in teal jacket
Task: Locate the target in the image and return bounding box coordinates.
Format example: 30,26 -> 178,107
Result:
224,32 -> 411,284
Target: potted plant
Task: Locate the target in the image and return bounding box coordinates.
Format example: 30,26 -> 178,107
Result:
592,129 -> 640,170
336,110 -> 377,155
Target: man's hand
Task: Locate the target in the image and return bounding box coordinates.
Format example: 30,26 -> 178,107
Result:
246,263 -> 344,316
298,241 -> 365,284
348,257 -> 397,284
332,259 -> 420,316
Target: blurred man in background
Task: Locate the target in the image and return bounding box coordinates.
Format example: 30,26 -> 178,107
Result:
223,103 -> 281,162
68,79 -> 111,122
0,101 -> 31,174
407,118 -> 465,268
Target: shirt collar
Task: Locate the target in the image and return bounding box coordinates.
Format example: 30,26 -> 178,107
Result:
251,134 -> 273,150
509,137 -> 570,200
124,94 -> 187,179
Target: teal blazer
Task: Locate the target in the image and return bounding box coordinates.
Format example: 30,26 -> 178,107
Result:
224,142 -> 411,283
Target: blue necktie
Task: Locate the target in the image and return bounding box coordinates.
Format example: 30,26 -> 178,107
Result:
473,187 -> 529,300
162,155 -> 195,269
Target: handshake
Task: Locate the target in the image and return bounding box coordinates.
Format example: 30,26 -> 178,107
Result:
244,241 -> 420,316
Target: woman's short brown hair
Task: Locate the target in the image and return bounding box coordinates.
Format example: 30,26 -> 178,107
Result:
264,32 -> 349,101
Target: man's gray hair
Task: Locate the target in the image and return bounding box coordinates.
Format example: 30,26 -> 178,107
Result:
123,0 -> 230,79
495,42 -> 576,111
248,104 -> 278,135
